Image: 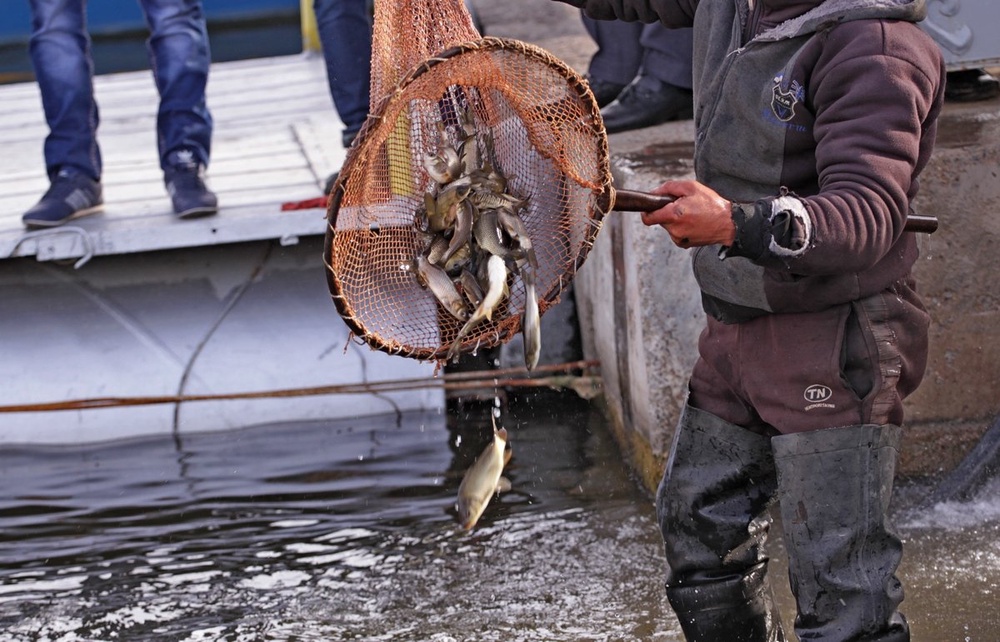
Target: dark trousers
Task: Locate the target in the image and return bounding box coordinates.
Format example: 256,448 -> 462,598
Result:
314,0 -> 372,140
29,0 -> 213,179
582,15 -> 693,90
688,279 -> 930,435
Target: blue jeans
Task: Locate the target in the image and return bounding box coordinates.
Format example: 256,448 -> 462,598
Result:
29,0 -> 213,180
313,0 -> 371,144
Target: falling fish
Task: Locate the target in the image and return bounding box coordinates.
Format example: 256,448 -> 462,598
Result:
456,416 -> 512,530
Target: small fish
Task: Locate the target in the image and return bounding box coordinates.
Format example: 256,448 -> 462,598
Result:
456,416 -> 512,530
447,254 -> 508,360
470,163 -> 507,194
419,192 -> 437,231
469,189 -> 526,212
472,209 -> 516,259
458,101 -> 478,138
415,255 -> 468,321
440,199 -> 474,266
423,146 -> 464,185
496,206 -> 539,271
458,134 -> 480,175
428,181 -> 471,233
442,241 -> 472,274
425,233 -> 450,265
459,268 -> 484,309
521,270 -> 540,371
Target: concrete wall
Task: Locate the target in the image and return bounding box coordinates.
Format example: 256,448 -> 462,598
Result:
902,99 -> 1000,476
575,123 -> 703,493
575,102 -> 1000,492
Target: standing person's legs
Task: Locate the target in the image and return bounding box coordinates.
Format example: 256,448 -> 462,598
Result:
580,14 -> 642,107
28,0 -> 101,181
23,0 -> 104,228
600,24 -> 693,133
639,22 -> 693,92
140,0 -> 213,170
688,282 -> 929,642
141,0 -> 216,217
314,0 -> 372,148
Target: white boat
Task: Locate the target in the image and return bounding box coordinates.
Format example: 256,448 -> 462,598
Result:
0,53 -> 445,444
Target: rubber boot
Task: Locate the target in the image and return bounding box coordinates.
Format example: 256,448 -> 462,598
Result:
667,562 -> 785,642
656,405 -> 785,642
773,424 -> 910,642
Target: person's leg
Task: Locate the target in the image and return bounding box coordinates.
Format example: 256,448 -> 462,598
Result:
581,14 -> 643,107
28,0 -> 101,181
140,0 -> 213,168
656,318 -> 788,641
314,0 -> 372,148
600,24 -> 693,133
639,22 -> 693,91
141,0 -> 216,216
773,425 -> 909,642
656,403 -> 785,642
740,283 -> 929,641
23,0 -> 103,227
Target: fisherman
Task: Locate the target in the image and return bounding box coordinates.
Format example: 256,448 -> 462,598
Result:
551,0 -> 944,640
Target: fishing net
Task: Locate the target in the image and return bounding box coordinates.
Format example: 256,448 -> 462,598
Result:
323,0 -> 613,362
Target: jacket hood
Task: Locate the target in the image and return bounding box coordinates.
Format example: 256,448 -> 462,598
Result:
757,0 -> 927,40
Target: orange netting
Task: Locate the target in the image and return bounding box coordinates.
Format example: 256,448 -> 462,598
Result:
324,1 -> 612,363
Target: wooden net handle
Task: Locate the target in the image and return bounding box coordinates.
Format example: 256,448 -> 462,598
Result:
611,189 -> 938,234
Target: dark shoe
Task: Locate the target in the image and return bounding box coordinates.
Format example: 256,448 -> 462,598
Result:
945,68 -> 1000,102
584,75 -> 627,108
342,128 -> 360,149
667,562 -> 786,642
323,171 -> 340,195
600,76 -> 693,134
22,168 -> 103,229
773,424 -> 910,642
164,153 -> 218,218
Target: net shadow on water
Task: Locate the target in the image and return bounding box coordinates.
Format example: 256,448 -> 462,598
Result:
0,392 -> 679,642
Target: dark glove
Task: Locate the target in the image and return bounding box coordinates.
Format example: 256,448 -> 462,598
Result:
726,201 -> 772,261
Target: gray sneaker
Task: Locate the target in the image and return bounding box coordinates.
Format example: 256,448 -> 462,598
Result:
22,169 -> 104,229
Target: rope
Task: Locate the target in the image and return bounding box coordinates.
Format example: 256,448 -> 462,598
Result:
0,360 -> 601,413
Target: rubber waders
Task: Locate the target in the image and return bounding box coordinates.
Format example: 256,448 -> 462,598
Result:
657,405 -> 785,642
773,424 -> 909,642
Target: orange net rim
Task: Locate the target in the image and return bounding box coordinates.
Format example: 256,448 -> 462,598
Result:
322,36 -> 615,361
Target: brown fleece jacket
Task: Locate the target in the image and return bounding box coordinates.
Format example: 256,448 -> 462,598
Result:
569,0 -> 946,322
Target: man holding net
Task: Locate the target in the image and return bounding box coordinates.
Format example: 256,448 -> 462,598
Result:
555,0 -> 944,640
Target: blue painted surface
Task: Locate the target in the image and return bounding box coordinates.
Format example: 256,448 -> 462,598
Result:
0,0 -> 300,43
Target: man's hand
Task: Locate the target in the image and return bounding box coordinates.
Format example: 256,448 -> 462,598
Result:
639,180 -> 736,248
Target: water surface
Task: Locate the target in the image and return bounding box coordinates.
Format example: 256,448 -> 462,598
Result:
0,393 -> 997,641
